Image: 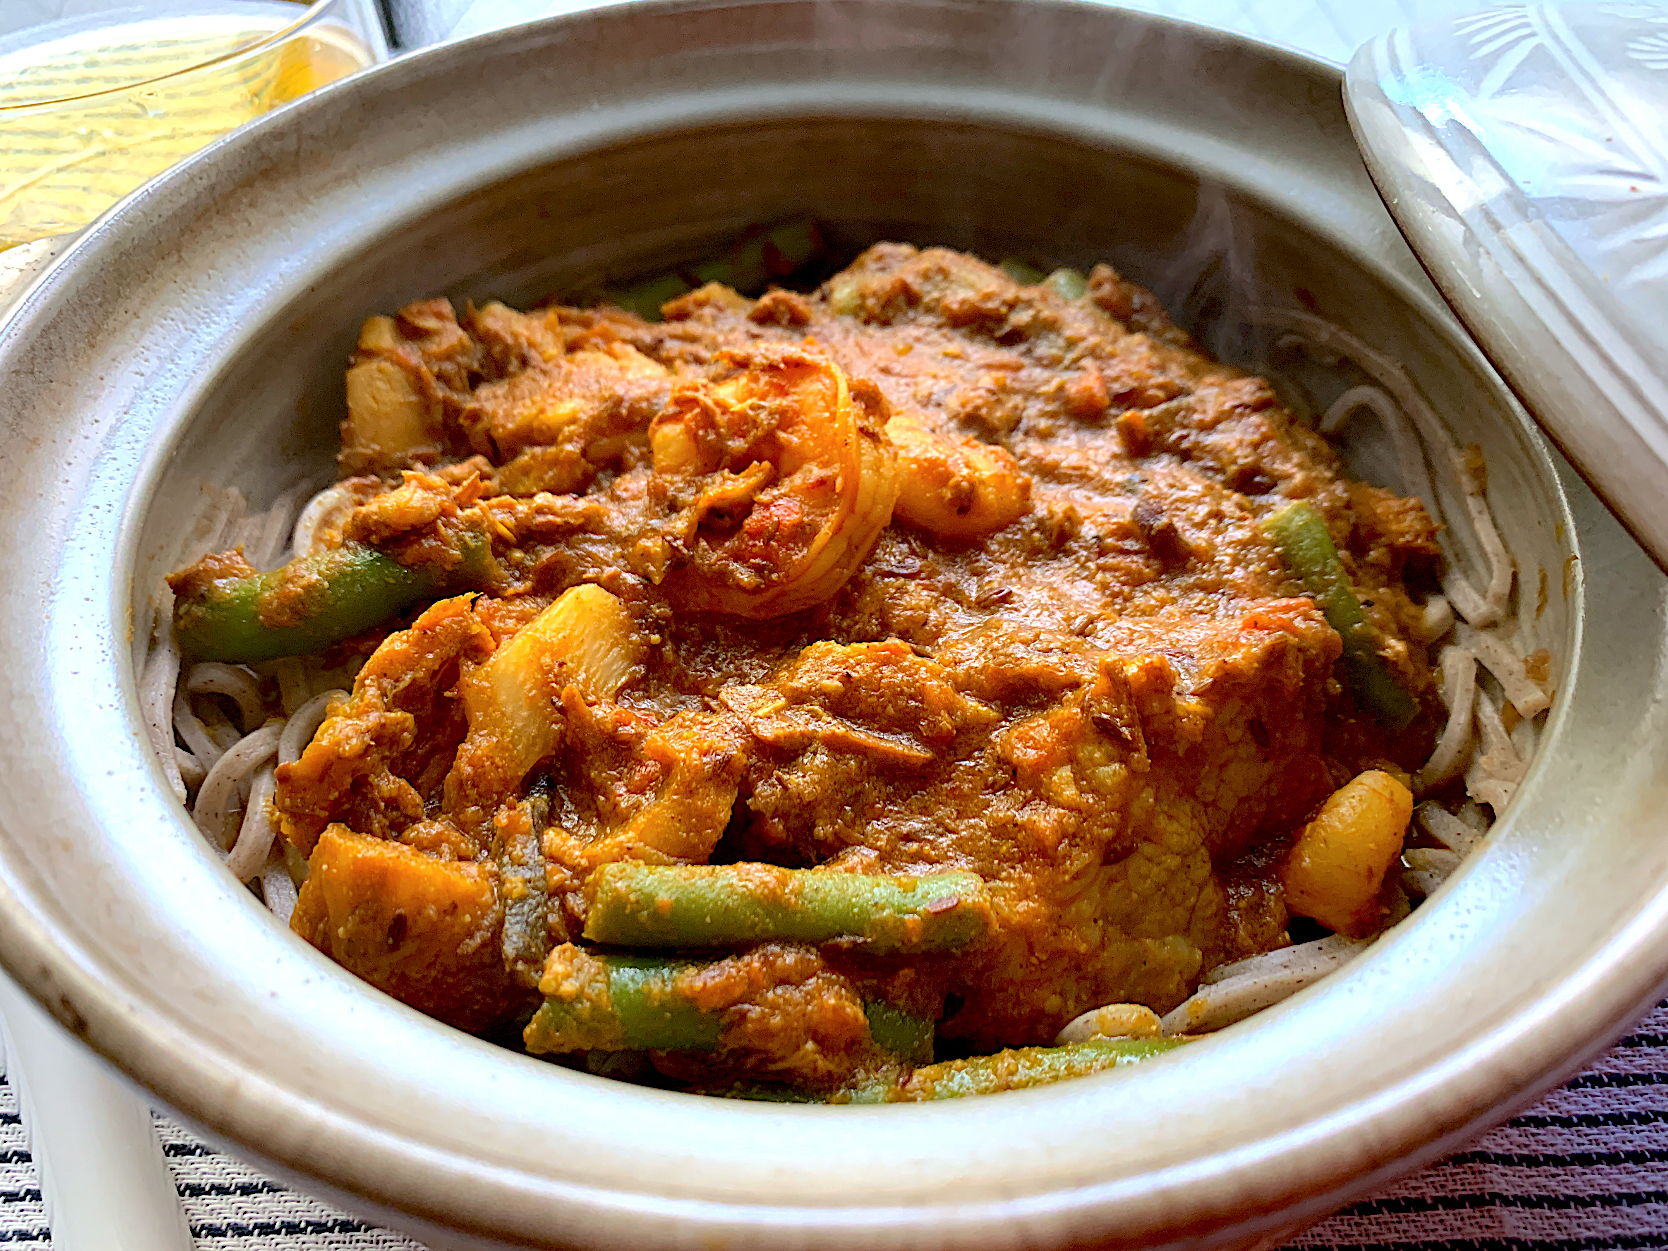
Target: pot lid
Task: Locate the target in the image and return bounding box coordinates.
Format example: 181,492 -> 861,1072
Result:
1345,2 -> 1668,571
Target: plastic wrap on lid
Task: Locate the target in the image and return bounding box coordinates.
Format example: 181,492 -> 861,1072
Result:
1346,2 -> 1668,570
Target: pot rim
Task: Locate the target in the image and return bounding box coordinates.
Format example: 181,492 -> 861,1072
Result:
0,3 -> 1662,1248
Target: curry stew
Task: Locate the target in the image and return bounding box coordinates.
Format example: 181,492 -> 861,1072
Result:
166,243 -> 1476,1101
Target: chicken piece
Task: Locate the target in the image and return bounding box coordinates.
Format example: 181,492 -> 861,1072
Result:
292,824 -> 530,1032
949,602 -> 1340,1046
459,341 -> 670,494
341,300 -> 482,474
275,595 -> 493,854
732,637 -> 998,765
542,703 -> 752,934
1125,376 -> 1344,501
1099,600 -> 1342,860
739,632 -> 1121,868
466,300 -> 565,377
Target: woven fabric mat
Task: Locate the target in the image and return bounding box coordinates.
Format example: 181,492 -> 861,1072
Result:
0,1004 -> 1664,1247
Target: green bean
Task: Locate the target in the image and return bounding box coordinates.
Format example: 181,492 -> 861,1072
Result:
582,863 -> 992,953
841,1037 -> 1187,1103
522,947 -> 938,1061
690,219 -> 824,293
1044,267 -> 1089,300
1260,502 -> 1419,732
497,778 -> 553,988
998,258 -> 1046,285
608,273 -> 692,322
171,533 -> 493,663
608,220 -> 827,319
999,261 -> 1087,299
524,953 -> 721,1055
864,1001 -> 933,1065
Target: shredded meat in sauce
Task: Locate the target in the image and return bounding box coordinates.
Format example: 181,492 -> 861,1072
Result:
181,244 -> 1444,1093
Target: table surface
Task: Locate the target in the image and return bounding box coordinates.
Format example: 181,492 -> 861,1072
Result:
7,0 -> 1668,1247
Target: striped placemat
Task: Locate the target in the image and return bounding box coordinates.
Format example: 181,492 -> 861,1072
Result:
2,1004 -> 1666,1248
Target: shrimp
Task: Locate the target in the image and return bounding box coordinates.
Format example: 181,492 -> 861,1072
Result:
887,414 -> 1031,539
650,344 -> 899,618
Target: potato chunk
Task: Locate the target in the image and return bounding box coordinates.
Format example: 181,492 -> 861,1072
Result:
341,316 -> 446,472
1281,770 -> 1413,938
292,824 -> 525,1032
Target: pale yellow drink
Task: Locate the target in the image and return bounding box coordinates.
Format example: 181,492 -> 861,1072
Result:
0,3 -> 376,251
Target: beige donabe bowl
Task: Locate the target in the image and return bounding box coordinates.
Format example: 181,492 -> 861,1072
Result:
0,2 -> 1664,1247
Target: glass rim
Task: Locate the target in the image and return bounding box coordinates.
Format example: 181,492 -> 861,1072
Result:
0,0 -> 347,112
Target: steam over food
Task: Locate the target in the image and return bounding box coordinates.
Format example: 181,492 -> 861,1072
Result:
151,240 -> 1548,1101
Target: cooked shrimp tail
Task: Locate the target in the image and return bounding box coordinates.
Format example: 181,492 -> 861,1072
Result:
997,258 -> 1046,284
887,414 -> 1031,539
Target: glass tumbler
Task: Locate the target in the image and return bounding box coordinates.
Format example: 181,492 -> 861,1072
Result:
0,0 -> 388,256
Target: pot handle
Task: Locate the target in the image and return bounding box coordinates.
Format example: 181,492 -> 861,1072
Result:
0,973 -> 192,1251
